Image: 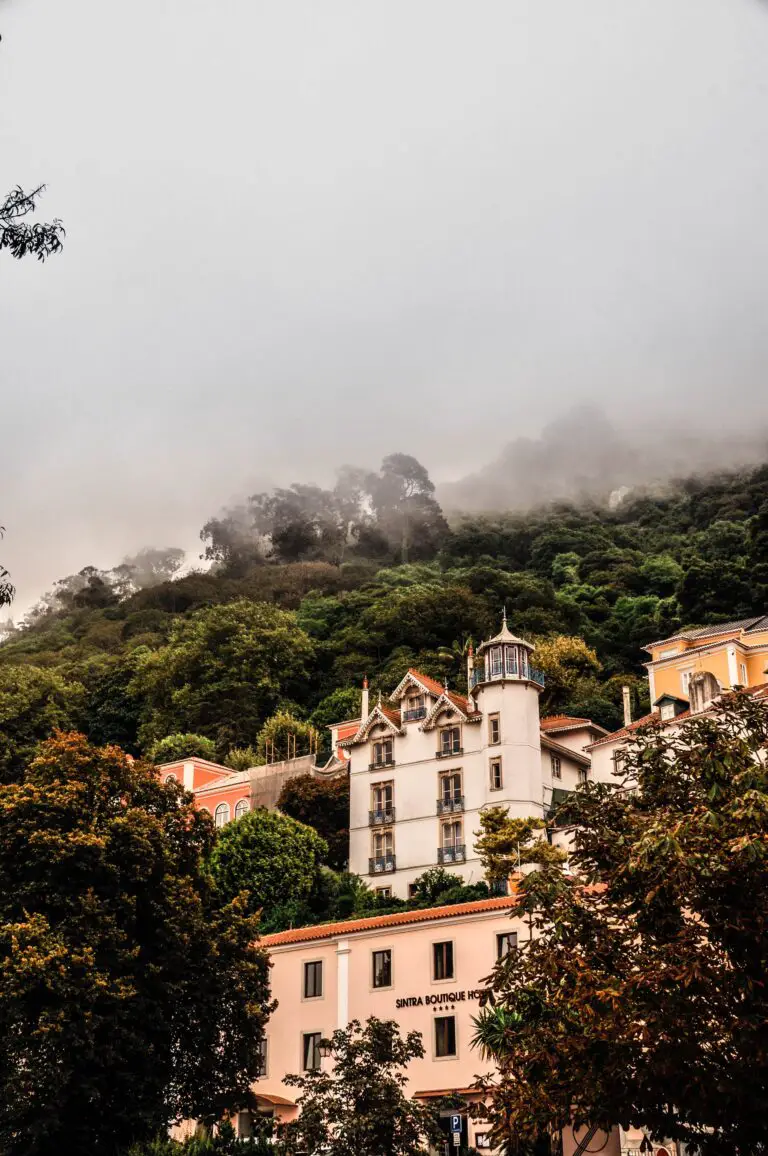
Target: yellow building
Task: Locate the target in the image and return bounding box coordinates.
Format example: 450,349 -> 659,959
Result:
646,615 -> 768,713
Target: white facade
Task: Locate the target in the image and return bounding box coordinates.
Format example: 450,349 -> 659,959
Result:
344,618 -> 600,899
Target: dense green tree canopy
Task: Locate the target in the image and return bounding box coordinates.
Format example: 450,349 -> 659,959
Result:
0,732 -> 271,1156
0,664 -> 85,783
135,600 -> 315,755
474,693 -> 768,1156
208,808 -> 328,929
277,774 -> 350,870
150,732 -> 218,764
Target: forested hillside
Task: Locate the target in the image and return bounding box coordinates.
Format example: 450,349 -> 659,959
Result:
2,454 -> 768,775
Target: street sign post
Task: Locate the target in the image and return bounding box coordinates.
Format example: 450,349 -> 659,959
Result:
451,1114 -> 462,1148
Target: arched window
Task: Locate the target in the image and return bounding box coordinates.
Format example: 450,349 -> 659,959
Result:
235,798 -> 250,820
164,773 -> 177,783
214,802 -> 230,828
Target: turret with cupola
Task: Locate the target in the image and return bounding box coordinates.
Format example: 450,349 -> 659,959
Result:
466,612 -> 546,821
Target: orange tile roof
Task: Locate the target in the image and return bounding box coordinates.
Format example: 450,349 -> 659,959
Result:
378,706 -> 402,726
407,668 -> 447,697
540,715 -> 603,733
260,893 -> 518,947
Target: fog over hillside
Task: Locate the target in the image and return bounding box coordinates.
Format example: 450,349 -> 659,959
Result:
439,410 -> 768,513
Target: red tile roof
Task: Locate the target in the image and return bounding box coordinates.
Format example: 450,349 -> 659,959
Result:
406,668 -> 448,697
260,893 -> 518,947
540,715 -> 606,734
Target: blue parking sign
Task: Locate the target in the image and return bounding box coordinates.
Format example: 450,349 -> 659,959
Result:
451,1114 -> 461,1133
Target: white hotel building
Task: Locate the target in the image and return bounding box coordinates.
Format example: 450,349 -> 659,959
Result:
336,616 -> 606,899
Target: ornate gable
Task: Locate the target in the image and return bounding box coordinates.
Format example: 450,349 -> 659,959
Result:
389,668 -> 444,703
339,704 -> 403,748
420,691 -> 481,732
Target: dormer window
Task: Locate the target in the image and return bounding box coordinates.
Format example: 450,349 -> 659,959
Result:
403,694 -> 426,722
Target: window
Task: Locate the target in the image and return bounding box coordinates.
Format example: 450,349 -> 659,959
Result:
440,726 -> 461,756
372,949 -> 392,988
372,828 -> 394,858
408,883 -> 419,899
255,1037 -> 268,1078
433,940 -> 454,981
302,1032 -> 322,1071
375,887 -> 391,899
371,781 -> 393,816
235,798 -> 250,819
739,662 -> 748,686
578,767 -> 588,785
611,749 -> 626,773
488,714 -> 500,745
550,754 -> 561,780
659,647 -> 680,658
659,701 -> 675,721
372,738 -> 393,767
440,771 -> 462,805
490,646 -> 503,677
214,802 -> 230,827
434,1015 -> 457,1057
441,819 -> 462,849
680,669 -> 693,694
303,960 -> 323,999
164,773 -> 177,783
496,931 -> 518,960
489,758 -> 503,791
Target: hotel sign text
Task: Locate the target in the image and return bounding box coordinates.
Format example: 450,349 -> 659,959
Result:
395,989 -> 483,1008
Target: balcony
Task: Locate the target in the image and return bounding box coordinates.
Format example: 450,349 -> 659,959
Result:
436,747 -> 463,760
369,808 -> 395,826
369,758 -> 395,771
470,667 -> 546,688
369,855 -> 396,875
438,845 -> 466,865
402,707 -> 427,722
436,796 -> 464,815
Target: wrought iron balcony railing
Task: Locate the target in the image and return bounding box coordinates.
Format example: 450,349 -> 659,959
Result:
369,855 -> 396,875
470,666 -> 546,688
437,845 -> 466,865
436,747 -> 463,759
369,808 -> 395,826
368,758 -> 395,771
436,796 -> 464,815
402,707 -> 427,721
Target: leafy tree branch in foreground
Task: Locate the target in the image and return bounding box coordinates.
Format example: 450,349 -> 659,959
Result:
1,185 -> 64,261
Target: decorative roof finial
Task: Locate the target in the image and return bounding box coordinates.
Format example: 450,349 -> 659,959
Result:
502,605 -> 508,628
363,675 -> 368,689
444,676 -> 449,691
377,690 -> 382,707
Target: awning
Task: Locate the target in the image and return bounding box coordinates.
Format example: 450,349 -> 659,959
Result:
254,1093 -> 295,1107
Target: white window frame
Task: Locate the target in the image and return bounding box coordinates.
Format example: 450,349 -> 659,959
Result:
550,754 -> 562,780
214,802 -> 230,828
489,757 -> 503,791
234,798 -> 250,819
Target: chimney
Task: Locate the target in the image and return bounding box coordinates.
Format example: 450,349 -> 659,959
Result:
361,676 -> 369,721
622,685 -> 632,728
467,643 -> 474,696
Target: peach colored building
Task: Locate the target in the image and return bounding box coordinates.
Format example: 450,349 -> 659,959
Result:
254,895 -> 526,1149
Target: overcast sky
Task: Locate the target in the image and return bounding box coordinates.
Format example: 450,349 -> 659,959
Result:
3,0 -> 768,609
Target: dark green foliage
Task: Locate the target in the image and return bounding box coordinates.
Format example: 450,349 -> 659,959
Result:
475,693 -> 768,1156
280,1018 -> 448,1156
277,774 -> 350,869
208,809 -> 328,923
150,733 -> 218,764
0,733 -> 272,1156
0,664 -> 85,783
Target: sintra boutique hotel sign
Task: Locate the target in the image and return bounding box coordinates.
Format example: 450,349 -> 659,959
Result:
395,990 -> 483,1009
